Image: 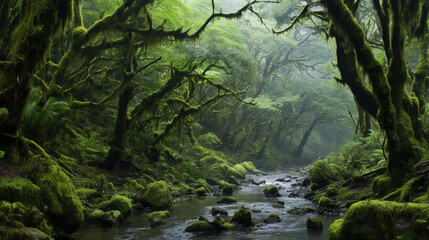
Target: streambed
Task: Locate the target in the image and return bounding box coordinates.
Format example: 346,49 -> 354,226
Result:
72,173 -> 340,240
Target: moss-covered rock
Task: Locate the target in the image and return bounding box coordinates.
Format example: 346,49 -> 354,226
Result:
327,200 -> 429,240
217,196 -> 237,204
76,188 -> 101,201
0,226 -> 50,240
211,163 -> 243,180
185,221 -> 216,232
147,210 -> 171,227
272,201 -> 285,208
310,160 -> 339,189
264,214 -> 281,224
371,174 -> 393,196
233,164 -> 247,179
194,187 -> 207,196
263,185 -> 281,197
287,207 -> 315,215
230,207 -> 252,227
318,196 -> 338,208
138,181 -> 172,209
240,161 -> 256,172
0,177 -> 41,206
30,164 -> 84,233
97,195 -> 132,218
211,207 -> 228,216
194,178 -> 212,193
222,183 -> 234,196
228,176 -> 240,186
0,201 -> 52,235
87,209 -> 124,226
307,217 -> 323,232
212,216 -> 234,231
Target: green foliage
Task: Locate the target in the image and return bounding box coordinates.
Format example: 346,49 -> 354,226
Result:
21,94 -> 70,144
197,132 -> 222,148
0,178 -> 41,207
328,200 -> 429,240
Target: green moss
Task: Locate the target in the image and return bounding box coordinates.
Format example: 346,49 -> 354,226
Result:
0,177 -> 41,206
217,196 -> 237,204
240,161 -> 256,172
182,173 -> 195,184
0,226 -> 50,240
318,196 -> 338,208
194,187 -> 207,196
233,164 -> 247,178
310,160 -> 339,189
371,174 -> 393,196
185,221 -> 216,232
307,217 -> 323,231
328,200 -> 429,240
130,180 -> 145,192
147,210 -> 171,220
199,156 -> 225,166
264,214 -> 281,223
139,181 -> 172,209
228,176 -> 240,186
76,188 -> 100,201
212,216 -> 234,230
197,132 -> 222,147
263,185 -> 280,197
230,206 -> 252,227
211,163 -> 243,179
327,218 -> 343,240
0,201 -> 52,235
30,164 -> 84,233
194,178 -> 212,193
97,195 -> 132,218
0,108 -> 9,124
222,183 -> 234,196
326,184 -> 339,197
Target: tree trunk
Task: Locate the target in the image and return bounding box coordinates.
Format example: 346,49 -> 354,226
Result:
294,115 -> 322,157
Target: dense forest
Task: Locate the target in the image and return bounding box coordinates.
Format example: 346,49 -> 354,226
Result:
0,0 -> 428,239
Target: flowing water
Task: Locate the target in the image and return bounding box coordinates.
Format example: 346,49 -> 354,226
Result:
72,173 -> 340,240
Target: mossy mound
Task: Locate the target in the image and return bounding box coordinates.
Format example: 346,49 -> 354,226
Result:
30,164 -> 84,233
327,200 -> 429,240
97,195 -> 132,218
138,181 -> 172,209
211,163 -> 243,180
76,188 -> 101,201
371,174 -> 393,196
222,183 -> 234,196
318,196 -> 338,208
264,214 -> 281,224
147,210 -> 171,227
212,216 -> 234,231
185,220 -> 216,232
307,217 -> 323,232
263,185 -> 281,197
217,196 -> 237,204
228,176 -> 240,186
230,207 -> 252,227
310,160 -> 339,189
194,178 -> 212,193
0,201 -> 52,236
240,161 -> 256,172
194,187 -> 208,196
88,209 -> 124,226
0,226 -> 50,240
233,164 -> 247,179
0,177 -> 41,206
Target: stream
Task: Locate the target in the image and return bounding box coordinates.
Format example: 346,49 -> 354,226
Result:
72,173 -> 340,240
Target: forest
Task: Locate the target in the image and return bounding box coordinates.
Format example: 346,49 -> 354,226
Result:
0,0 -> 428,239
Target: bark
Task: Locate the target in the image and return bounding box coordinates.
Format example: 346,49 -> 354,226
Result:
294,115 -> 324,157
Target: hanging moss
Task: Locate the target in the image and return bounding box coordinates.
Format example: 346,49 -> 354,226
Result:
327,200 -> 429,240
30,164 -> 84,233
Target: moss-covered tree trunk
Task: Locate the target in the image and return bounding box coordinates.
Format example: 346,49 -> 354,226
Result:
294,114 -> 324,157
0,0 -> 73,158
324,0 -> 424,183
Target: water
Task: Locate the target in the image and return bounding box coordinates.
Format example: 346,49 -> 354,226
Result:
72,173 -> 340,240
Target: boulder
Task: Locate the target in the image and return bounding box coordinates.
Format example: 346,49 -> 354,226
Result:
228,176 -> 240,186
307,217 -> 323,232
264,214 -> 281,224
217,196 -> 237,204
328,200 -> 429,240
147,211 -> 171,227
263,185 -> 281,197
230,207 -> 252,227
222,183 -> 234,196
211,207 -> 228,216
138,181 -> 172,209
318,196 -> 338,208
287,207 -> 315,215
185,221 -> 216,232
97,195 -> 132,218
272,201 -> 285,208
251,179 -> 266,185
